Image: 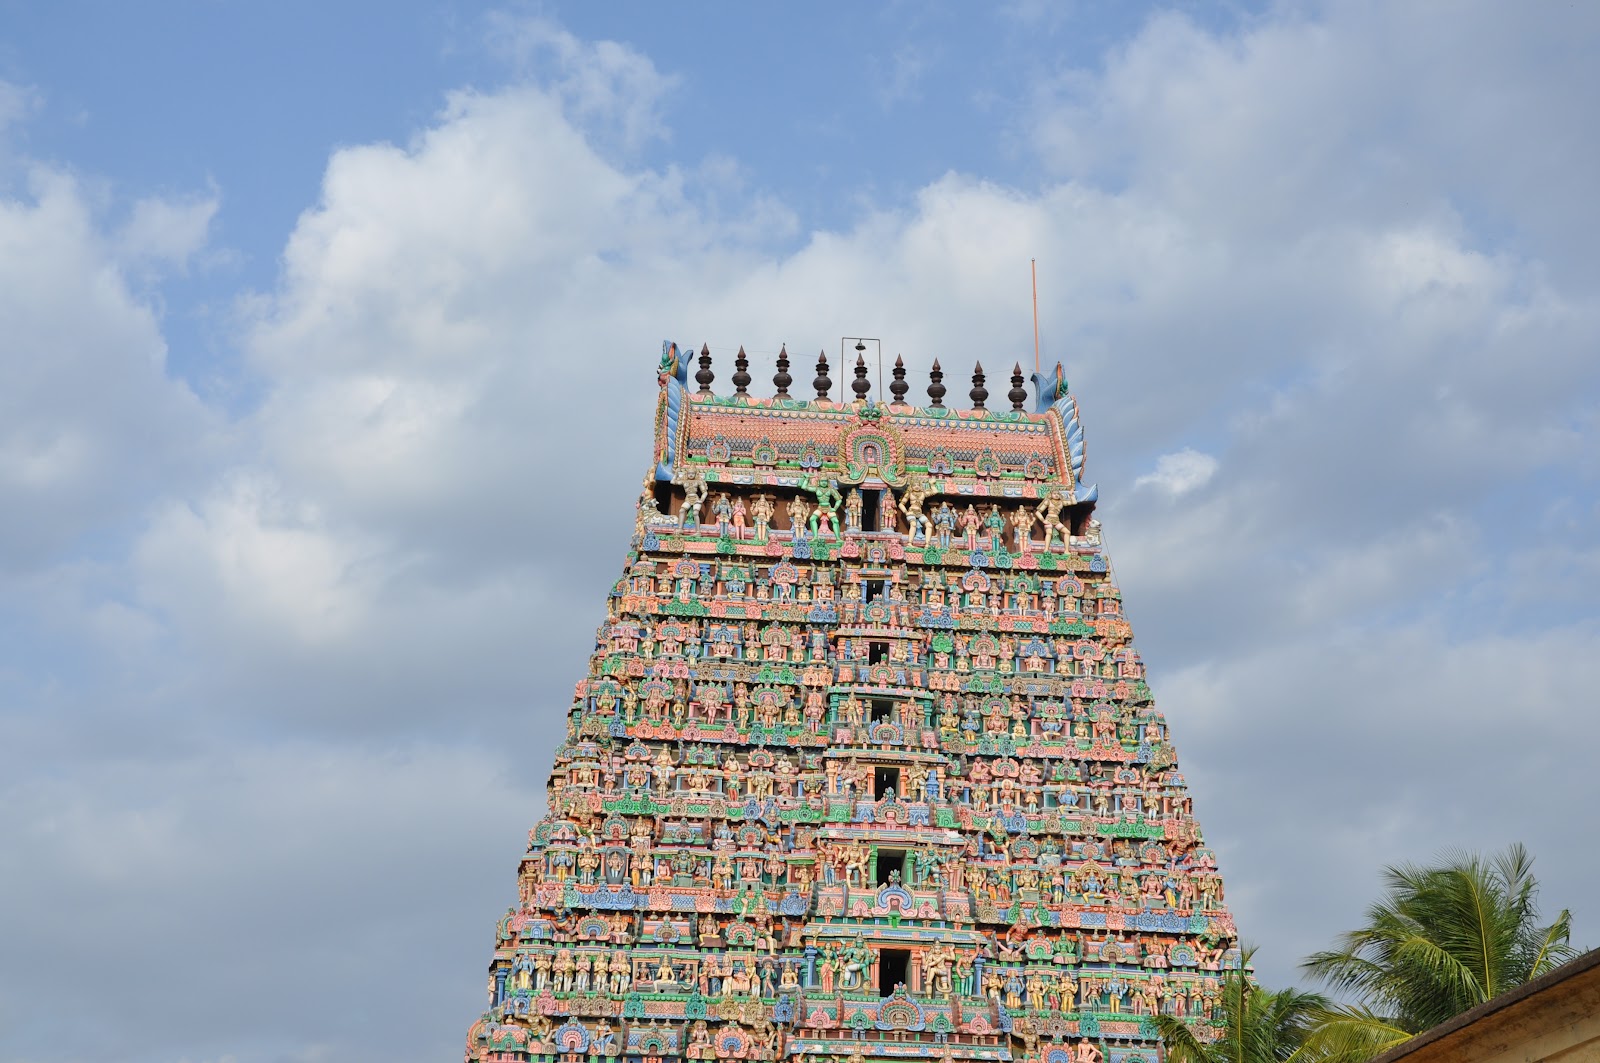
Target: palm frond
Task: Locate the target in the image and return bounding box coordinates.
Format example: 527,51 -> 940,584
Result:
1161,948 -> 1328,1063
1153,1013 -> 1216,1063
1302,1004 -> 1412,1063
1302,844 -> 1574,1035
1390,932 -> 1485,1015
1527,909 -> 1578,976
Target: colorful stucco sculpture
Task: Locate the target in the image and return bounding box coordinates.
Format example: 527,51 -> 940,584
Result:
465,341 -> 1239,1063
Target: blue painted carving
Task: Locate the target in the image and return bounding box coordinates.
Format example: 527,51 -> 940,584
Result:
1032,360 -> 1099,502
654,340 -> 691,482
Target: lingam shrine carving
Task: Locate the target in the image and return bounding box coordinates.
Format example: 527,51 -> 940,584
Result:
464,343 -> 1240,1063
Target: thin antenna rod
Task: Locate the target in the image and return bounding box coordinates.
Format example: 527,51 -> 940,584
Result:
841,337 -> 881,404
1031,258 -> 1041,377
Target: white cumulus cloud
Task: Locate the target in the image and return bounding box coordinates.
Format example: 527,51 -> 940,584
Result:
1134,448 -> 1218,496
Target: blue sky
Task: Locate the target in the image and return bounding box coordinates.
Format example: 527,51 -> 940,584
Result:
2,2 -> 1260,388
2,4 -> 1598,1062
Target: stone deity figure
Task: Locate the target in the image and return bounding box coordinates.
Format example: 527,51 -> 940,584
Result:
842,694 -> 865,731
954,954 -> 973,995
574,953 -> 593,992
534,951 -> 552,990
711,492 -> 734,537
901,477 -> 934,543
786,495 -> 811,538
577,847 -> 600,885
1056,971 -> 1078,1009
1106,975 -> 1126,1012
840,935 -> 871,990
651,746 -> 676,793
880,488 -> 900,534
731,496 -> 748,539
922,941 -> 954,994
1139,978 -> 1162,1016
804,689 -> 826,733
554,949 -> 575,993
818,947 -> 838,993
809,478 -> 842,538
1027,972 -> 1049,1010
887,579 -> 909,624
844,845 -> 870,886
1011,506 -> 1035,553
750,494 -> 775,542
984,504 -> 1006,548
1034,486 -> 1071,552
960,504 -> 981,549
844,489 -> 863,532
676,468 -> 708,528
933,502 -> 957,548
906,763 -> 929,802
687,1021 -> 712,1059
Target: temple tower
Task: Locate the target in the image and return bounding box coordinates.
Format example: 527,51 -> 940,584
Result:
465,343 -> 1240,1063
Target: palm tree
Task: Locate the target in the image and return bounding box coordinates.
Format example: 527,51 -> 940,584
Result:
1154,946 -> 1330,1063
1300,843 -> 1577,1061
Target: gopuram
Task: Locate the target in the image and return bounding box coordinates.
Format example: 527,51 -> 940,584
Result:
466,342 -> 1240,1063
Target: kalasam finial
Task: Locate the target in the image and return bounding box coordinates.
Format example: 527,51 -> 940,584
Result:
890,355 -> 909,406
696,344 -> 714,394
928,359 -> 946,409
732,346 -> 751,396
773,344 -> 791,398
814,351 -> 832,401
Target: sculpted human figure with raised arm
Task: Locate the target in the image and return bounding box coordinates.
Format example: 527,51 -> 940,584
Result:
1035,486 -> 1071,553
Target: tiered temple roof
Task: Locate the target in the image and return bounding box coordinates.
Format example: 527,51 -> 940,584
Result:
464,342 -> 1240,1063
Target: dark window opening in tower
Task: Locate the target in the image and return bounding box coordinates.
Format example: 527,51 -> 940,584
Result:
653,479 -> 673,515
865,579 -> 885,602
879,948 -> 909,996
869,641 -> 889,664
875,848 -> 905,887
1070,504 -> 1093,537
870,699 -> 894,723
874,766 -> 900,799
862,490 -> 880,531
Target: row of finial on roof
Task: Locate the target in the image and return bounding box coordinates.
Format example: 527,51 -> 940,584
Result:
692,343 -> 1033,412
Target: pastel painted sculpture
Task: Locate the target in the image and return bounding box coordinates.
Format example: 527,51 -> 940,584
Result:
464,342 -> 1240,1063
